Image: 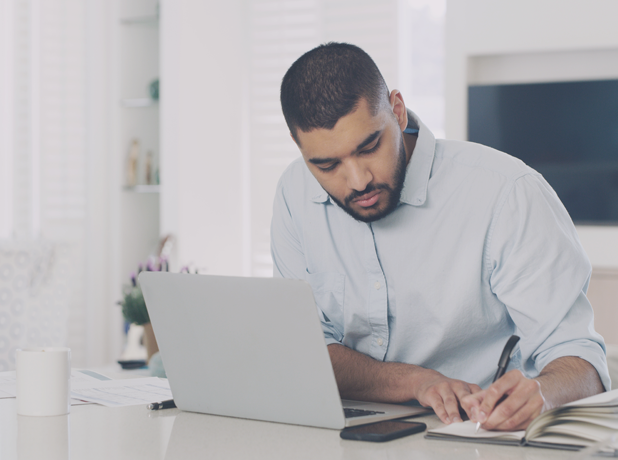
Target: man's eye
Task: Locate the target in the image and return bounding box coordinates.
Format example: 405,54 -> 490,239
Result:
318,163 -> 337,172
360,139 -> 381,155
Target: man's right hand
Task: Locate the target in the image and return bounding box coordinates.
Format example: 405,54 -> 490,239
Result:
412,368 -> 482,424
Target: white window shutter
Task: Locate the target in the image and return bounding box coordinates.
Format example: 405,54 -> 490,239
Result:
0,0 -> 88,368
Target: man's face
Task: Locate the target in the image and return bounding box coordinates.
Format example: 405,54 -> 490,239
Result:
295,97 -> 408,223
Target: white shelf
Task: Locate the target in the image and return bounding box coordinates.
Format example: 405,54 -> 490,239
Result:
120,15 -> 159,26
113,1 -> 162,363
123,185 -> 160,193
121,98 -> 157,108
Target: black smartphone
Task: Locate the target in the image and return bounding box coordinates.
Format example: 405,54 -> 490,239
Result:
340,420 -> 427,442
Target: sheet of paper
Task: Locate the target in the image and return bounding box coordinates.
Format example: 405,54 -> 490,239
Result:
566,387 -> 618,407
429,420 -> 525,440
0,372 -> 18,385
0,369 -> 105,403
0,370 -> 19,396
71,399 -> 94,405
0,387 -> 14,398
70,377 -> 172,407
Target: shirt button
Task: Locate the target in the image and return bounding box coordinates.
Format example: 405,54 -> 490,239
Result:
374,281 -> 381,290
377,338 -> 384,346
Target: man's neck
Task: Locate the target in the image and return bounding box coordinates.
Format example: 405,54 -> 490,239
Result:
403,132 -> 418,165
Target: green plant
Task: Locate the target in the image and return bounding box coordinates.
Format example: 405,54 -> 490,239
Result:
118,257 -> 195,325
120,284 -> 150,325
118,258 -> 166,325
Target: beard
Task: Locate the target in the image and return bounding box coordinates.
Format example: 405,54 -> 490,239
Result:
328,132 -> 408,223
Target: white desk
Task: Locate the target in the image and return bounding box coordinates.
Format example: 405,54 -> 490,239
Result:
0,396 -> 596,460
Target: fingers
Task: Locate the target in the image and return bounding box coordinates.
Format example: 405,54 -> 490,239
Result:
442,384 -> 464,423
475,370 -> 520,424
423,380 -> 477,424
470,383 -> 482,393
413,369 -> 481,425
422,388 -> 453,424
484,382 -> 544,431
428,371 -> 545,431
490,397 -> 542,431
451,381 -> 479,422
477,370 -> 545,431
460,390 -> 485,423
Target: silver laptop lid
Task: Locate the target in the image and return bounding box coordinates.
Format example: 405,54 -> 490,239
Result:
139,272 -> 346,429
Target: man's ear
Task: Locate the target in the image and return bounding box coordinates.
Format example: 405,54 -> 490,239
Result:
389,90 -> 408,132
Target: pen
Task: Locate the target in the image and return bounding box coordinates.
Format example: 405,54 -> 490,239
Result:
475,334 -> 520,433
147,399 -> 176,410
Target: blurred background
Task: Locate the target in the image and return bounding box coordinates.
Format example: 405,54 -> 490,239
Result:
0,0 -> 617,371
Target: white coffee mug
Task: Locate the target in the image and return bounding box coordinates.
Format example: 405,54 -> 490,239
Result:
16,347 -> 71,416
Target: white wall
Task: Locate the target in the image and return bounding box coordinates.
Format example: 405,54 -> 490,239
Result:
85,0 -> 116,366
0,0 -> 14,239
446,0 -> 618,268
160,0 -> 245,275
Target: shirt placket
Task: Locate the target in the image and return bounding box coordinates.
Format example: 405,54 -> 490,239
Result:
365,223 -> 389,361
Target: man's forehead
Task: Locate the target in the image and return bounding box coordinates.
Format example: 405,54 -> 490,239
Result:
296,99 -> 387,158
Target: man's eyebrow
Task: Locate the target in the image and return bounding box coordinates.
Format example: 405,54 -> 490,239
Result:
308,157 -> 336,165
355,130 -> 381,152
307,130 -> 382,166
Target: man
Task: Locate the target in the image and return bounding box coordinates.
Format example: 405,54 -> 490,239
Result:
271,42 -> 609,431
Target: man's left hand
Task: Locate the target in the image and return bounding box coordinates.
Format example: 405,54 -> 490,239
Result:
460,370 -> 546,431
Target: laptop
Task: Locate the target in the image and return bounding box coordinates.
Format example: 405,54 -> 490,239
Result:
139,272 -> 430,429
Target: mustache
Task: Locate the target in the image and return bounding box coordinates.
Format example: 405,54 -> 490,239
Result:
344,183 -> 392,207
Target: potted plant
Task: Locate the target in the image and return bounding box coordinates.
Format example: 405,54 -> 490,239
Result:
119,258 -> 195,364
118,259 -> 168,362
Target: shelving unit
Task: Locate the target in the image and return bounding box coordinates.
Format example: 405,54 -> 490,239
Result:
123,185 -> 160,194
112,0 -> 162,316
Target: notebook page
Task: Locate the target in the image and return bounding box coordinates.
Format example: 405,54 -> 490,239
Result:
427,420 -> 525,441
537,421 -> 618,443
565,388 -> 618,407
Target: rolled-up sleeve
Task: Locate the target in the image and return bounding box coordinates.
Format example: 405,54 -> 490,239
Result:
488,173 -> 610,390
271,175 -> 343,346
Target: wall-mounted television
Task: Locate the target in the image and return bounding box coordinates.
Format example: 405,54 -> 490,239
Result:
468,79 -> 618,224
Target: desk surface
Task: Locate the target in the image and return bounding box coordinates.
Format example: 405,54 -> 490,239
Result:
0,396 -> 597,460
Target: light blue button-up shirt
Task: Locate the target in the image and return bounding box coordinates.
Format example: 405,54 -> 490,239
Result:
271,111 -> 610,391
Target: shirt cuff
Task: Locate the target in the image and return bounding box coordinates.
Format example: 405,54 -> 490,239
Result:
534,340 -> 611,392
324,336 -> 341,347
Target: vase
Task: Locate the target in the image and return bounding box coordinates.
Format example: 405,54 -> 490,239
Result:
142,322 -> 159,363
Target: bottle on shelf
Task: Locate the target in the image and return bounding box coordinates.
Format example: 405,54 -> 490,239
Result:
126,139 -> 140,187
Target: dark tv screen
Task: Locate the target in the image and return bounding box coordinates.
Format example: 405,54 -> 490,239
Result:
468,79 -> 618,224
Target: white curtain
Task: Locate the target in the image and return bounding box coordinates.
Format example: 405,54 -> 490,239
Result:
0,0 -> 89,368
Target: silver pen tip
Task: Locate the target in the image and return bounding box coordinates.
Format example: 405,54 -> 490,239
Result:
475,421 -> 481,433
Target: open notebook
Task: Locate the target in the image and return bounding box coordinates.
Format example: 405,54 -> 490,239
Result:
426,388 -> 618,451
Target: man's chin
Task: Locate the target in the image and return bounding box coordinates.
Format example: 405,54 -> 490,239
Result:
344,203 -> 392,223
329,190 -> 399,223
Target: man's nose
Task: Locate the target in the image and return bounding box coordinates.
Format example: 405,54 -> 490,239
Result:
345,161 -> 372,192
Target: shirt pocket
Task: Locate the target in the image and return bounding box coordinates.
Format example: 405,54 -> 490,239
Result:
306,271 -> 345,329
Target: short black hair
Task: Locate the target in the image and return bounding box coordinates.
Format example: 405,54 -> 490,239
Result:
280,42 -> 389,143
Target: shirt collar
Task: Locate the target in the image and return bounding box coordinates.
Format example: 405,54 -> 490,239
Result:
399,109 -> 436,206
309,176 -> 330,204
308,109 -> 436,205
